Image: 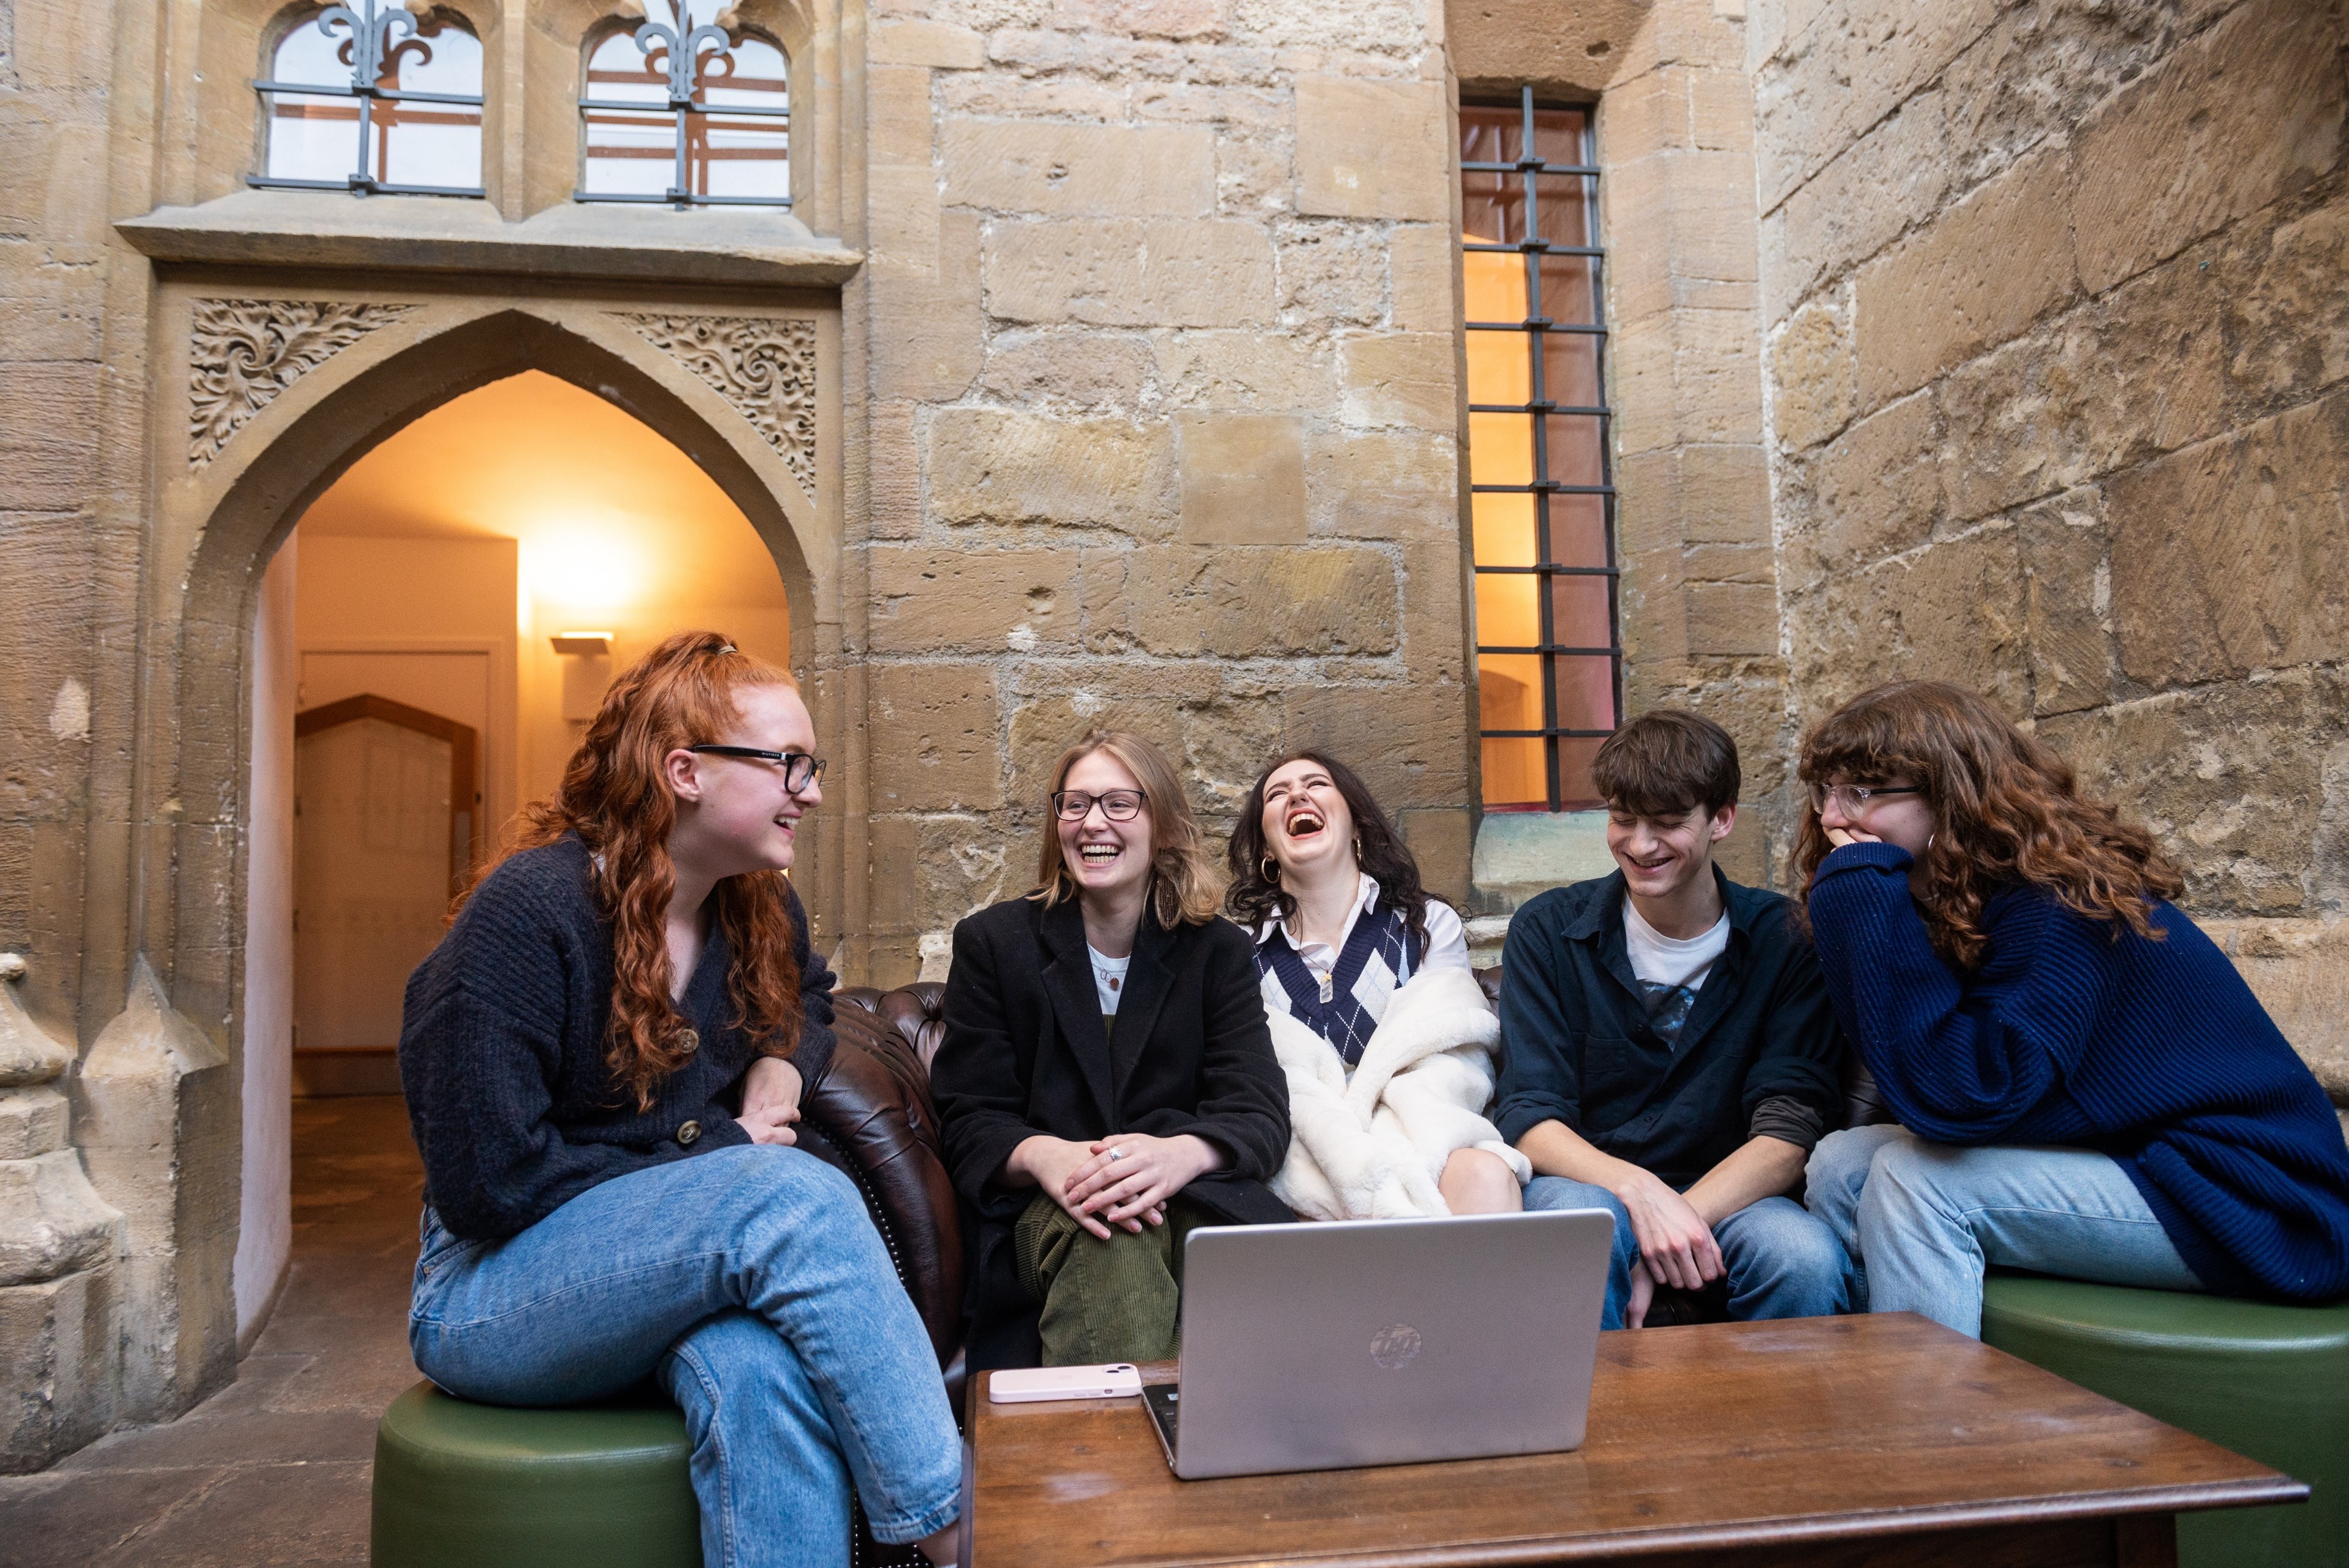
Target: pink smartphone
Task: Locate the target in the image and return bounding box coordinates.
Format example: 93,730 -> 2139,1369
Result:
986,1363 -> 1144,1403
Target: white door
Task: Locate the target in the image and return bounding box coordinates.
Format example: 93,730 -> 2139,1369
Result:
294,717 -> 455,1052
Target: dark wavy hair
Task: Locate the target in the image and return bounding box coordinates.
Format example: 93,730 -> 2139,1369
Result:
460,630 -> 806,1109
1225,751 -> 1437,962
1795,680 -> 2185,972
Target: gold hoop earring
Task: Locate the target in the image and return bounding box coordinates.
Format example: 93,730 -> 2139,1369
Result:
1351,836 -> 1363,862
1261,855 -> 1280,881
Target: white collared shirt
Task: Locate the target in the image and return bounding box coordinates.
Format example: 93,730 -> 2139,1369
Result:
1253,873 -> 1470,1014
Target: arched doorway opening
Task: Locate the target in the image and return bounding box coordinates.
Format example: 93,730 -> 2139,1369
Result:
237,367 -> 797,1345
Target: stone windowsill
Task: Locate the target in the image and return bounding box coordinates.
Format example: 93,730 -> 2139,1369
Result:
115,189 -> 863,288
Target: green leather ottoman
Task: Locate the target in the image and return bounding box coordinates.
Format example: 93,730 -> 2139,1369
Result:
371,1381 -> 701,1567
1982,1272 -> 2349,1568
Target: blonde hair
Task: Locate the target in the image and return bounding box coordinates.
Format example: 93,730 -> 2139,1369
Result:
1033,730 -> 1223,927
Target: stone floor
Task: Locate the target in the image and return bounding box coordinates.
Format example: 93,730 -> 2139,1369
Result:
0,1096 -> 423,1567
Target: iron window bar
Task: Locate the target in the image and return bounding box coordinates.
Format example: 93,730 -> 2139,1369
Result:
1464,86 -> 1622,812
248,2 -> 485,198
576,12 -> 792,211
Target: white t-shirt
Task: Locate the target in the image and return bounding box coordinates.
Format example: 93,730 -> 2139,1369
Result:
1622,900 -> 1729,992
1088,945 -> 1131,1016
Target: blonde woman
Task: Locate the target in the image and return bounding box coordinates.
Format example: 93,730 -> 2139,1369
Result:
931,730 -> 1292,1369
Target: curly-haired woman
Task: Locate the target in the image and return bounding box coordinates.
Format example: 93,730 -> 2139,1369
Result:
398,632 -> 959,1568
1800,681 -> 2349,1334
1226,752 -> 1526,1220
930,730 -> 1291,1370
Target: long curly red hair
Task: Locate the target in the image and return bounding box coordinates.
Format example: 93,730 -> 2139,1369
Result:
1795,681 -> 2184,972
464,630 -> 806,1109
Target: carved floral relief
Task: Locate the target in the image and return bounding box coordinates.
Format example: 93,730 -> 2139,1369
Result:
189,298 -> 417,468
617,313 -> 818,495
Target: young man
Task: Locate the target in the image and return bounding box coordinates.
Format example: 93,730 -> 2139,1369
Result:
1494,710 -> 1851,1328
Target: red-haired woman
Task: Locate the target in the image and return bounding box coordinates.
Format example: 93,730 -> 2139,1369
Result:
1798,681 -> 2349,1335
399,633 -> 959,1568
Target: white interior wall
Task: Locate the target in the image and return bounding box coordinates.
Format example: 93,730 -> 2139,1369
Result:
235,533 -> 298,1342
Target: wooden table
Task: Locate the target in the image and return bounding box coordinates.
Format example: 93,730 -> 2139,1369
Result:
959,1314 -> 2304,1567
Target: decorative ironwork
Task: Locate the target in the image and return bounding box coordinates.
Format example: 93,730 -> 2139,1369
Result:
1461,88 -> 1620,812
618,313 -> 817,493
189,298 -> 417,468
251,1 -> 485,197
578,2 -> 791,210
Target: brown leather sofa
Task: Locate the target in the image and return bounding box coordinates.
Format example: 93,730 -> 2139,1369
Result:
796,968 -> 1890,1376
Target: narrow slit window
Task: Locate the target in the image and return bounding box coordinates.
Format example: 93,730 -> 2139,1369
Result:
578,2 -> 791,209
1461,91 -> 1619,813
254,2 -> 485,197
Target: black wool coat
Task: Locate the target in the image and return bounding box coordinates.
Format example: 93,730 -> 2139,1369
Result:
930,893 -> 1292,1369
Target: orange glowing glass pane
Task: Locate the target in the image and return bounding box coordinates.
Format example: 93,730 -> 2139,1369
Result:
1471,492 -> 1537,566
1474,571 -> 1540,650
1477,654 -> 1544,730
1467,411 -> 1534,488
1481,736 -> 1548,808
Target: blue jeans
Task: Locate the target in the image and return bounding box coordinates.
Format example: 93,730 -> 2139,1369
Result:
1805,1124 -> 2205,1339
1524,1176 -> 1852,1329
409,1145 -> 960,1568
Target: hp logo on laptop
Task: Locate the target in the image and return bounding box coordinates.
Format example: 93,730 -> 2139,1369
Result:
1369,1323 -> 1423,1370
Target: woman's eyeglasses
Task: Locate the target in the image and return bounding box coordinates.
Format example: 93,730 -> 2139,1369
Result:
1808,782 -> 1922,816
687,746 -> 825,795
1051,789 -> 1146,822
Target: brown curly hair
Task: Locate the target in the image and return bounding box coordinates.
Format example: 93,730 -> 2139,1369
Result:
462,630 -> 806,1109
1795,680 -> 2184,972
1224,751 -> 1436,964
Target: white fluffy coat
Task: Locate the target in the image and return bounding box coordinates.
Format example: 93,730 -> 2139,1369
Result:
1266,964 -> 1532,1220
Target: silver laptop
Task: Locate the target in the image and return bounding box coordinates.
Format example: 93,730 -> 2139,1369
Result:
1142,1208 -> 1614,1479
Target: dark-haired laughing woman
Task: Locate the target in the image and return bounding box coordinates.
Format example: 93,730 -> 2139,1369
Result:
1227,753 -> 1527,1220
399,632 -> 959,1568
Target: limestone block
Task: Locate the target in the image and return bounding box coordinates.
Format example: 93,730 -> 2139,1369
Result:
2015,488 -> 2117,719
926,407 -> 1178,533
1447,0 -> 1649,98
2227,197 -> 2349,409
1764,90 -> 1947,325
1786,525 -> 2027,718
2196,917 -> 2349,1097
986,219 -> 1276,328
0,1263 -> 120,1473
1178,412 -> 1306,543
1783,388 -> 1941,588
1152,330 -> 1336,409
869,222 -> 984,402
0,1150 -> 123,1288
1294,77 -> 1451,222
73,960 -> 242,1420
1275,222 -> 1385,326
1399,538 -> 1472,689
869,545 -> 1083,654
1339,333 -> 1458,431
867,664 -> 1004,812
1063,1 -> 1234,46
1087,545 -> 1399,658
869,65 -> 937,168
2037,672 -> 2334,917
939,72 -> 1131,123
870,402 -> 924,540
1612,309 -> 1764,454
1387,224 -> 1457,335
1684,579 -> 1778,658
1282,684 -> 1471,810
2071,0 -> 2343,296
1397,806 -> 1474,905
1767,290 -> 1855,452
0,1087 -> 68,1161
1217,132 -> 1294,216
867,165 -> 945,271
1132,82 -> 1288,130
870,19 -> 988,70
940,120 -> 1216,217
0,362 -> 98,513
2108,387 -> 2349,689
0,976 -> 72,1089
864,813 -> 1027,972
980,331 -> 1155,409
1305,426 -> 1454,539
1852,141 -> 2078,412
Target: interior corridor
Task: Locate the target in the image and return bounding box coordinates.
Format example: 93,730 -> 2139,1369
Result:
0,1099 -> 423,1567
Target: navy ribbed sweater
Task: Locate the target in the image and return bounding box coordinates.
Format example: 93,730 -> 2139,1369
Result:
398,834 -> 837,1240
1808,842 -> 2349,1303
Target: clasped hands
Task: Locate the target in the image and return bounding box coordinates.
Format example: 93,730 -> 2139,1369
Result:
734,1055 -> 803,1145
1613,1166 -> 1725,1330
1009,1131 -> 1222,1240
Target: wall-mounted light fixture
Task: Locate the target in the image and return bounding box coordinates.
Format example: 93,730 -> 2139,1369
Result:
549,631 -> 613,656
551,631 -> 614,720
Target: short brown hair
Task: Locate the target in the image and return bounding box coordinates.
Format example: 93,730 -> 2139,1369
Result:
1033,730 -> 1225,926
1591,710 -> 1740,820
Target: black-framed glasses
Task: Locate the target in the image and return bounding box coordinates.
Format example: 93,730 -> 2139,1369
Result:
1050,789 -> 1146,822
687,745 -> 825,794
1808,782 -> 1923,816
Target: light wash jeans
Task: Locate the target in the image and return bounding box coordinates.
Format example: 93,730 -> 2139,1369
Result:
409,1144 -> 960,1568
1805,1123 -> 2205,1339
1524,1176 -> 1853,1329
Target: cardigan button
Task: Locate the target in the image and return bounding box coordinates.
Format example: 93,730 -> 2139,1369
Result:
677,1028 -> 700,1056
677,1120 -> 703,1146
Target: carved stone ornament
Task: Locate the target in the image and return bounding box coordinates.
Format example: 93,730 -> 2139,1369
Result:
618,313 -> 818,494
189,298 -> 417,468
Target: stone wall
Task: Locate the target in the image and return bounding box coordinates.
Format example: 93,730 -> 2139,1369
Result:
849,0 -> 1480,981
1749,0 -> 2349,1096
